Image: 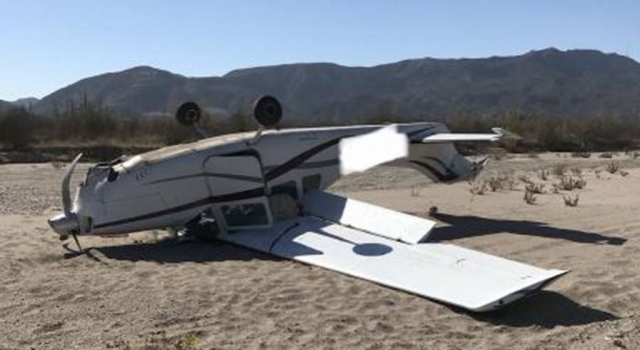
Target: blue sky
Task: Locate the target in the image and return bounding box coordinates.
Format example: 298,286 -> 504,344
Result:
0,0 -> 638,100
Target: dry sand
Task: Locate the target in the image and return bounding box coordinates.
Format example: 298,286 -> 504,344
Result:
0,153 -> 639,349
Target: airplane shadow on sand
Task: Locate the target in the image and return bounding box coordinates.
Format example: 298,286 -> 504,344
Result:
62,215 -> 619,328
425,212 -> 622,327
64,239 -> 280,264
428,213 -> 626,245
470,291 -> 618,328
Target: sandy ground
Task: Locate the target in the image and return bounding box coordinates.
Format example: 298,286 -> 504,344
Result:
1,153 -> 639,349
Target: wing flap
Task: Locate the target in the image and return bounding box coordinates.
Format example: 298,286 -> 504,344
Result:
218,216 -> 567,312
301,190 -> 436,244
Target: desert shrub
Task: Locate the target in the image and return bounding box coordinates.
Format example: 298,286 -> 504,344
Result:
557,176 -> 587,191
571,151 -> 592,158
525,182 -> 546,194
486,172 -> 516,192
538,169 -> 549,181
523,189 -> 537,205
551,163 -> 566,177
518,174 -> 533,185
469,181 -> 488,195
620,170 -> 629,177
563,194 -> 580,207
606,162 -> 620,174
488,147 -> 508,161
599,152 -> 615,159
106,331 -> 199,350
0,107 -> 36,149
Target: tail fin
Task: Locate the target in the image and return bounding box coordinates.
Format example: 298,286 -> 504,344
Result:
404,143 -> 489,183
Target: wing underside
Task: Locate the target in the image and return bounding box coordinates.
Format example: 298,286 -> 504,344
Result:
218,192 -> 566,312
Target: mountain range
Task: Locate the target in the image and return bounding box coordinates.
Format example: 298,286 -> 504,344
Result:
7,48 -> 640,122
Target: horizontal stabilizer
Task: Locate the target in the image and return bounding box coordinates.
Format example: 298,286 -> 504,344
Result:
420,128 -> 521,143
422,133 -> 500,143
218,216 -> 567,312
301,190 -> 435,244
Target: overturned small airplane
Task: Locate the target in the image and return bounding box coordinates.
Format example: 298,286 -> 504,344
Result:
48,96 -> 566,312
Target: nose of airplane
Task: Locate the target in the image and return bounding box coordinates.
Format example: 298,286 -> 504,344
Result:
49,153 -> 84,244
48,213 -> 79,240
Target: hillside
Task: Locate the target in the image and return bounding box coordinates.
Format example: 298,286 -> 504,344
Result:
32,49 -> 640,122
12,97 -> 39,108
0,100 -> 14,112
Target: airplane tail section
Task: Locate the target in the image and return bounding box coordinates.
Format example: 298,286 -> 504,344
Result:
406,141 -> 479,183
396,123 -> 513,183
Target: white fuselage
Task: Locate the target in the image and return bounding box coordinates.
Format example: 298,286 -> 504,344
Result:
67,123 -> 475,236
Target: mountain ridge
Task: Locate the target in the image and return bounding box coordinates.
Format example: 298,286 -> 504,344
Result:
30,48 -> 640,122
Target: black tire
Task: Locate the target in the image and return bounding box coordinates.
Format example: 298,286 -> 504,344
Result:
176,102 -> 202,126
253,95 -> 282,127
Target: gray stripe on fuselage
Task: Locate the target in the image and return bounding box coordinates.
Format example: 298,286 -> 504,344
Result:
263,158 -> 339,172
147,172 -> 264,185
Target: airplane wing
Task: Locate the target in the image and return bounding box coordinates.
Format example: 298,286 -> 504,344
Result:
420,127 -> 521,143
218,191 -> 566,312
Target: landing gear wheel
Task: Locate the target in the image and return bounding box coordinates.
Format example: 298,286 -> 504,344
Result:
428,206 -> 438,217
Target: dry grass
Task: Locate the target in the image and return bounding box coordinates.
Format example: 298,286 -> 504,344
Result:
571,151 -> 592,158
551,163 -> 566,177
518,174 -> 533,185
570,167 -> 582,176
105,331 -> 200,350
538,169 -> 549,181
599,152 -> 615,159
606,162 -> 620,174
488,147 -> 509,161
557,176 -> 587,191
486,171 -> 516,192
469,181 -> 488,195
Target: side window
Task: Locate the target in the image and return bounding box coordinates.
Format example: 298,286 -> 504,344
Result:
302,174 -> 322,193
271,180 -> 298,199
220,203 -> 269,227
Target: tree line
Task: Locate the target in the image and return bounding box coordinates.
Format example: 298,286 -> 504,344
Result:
1,100 -> 639,152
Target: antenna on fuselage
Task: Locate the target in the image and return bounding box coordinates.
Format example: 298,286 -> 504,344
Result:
249,95 -> 283,146
175,102 -> 210,138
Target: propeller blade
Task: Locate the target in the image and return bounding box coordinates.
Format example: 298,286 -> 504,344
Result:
62,153 -> 83,216
71,232 -> 83,253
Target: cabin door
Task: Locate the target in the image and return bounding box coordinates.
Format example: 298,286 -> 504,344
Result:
203,154 -> 272,231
